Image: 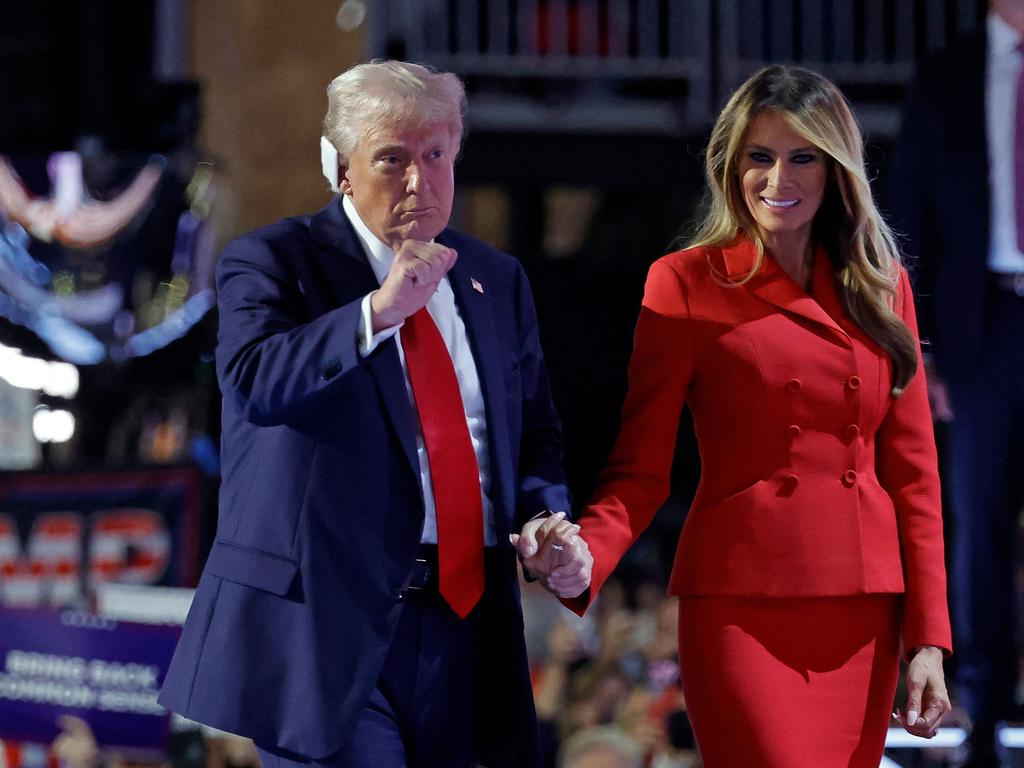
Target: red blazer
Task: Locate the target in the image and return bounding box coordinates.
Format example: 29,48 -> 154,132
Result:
568,235 -> 952,654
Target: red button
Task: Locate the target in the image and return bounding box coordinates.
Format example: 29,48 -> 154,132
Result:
845,424 -> 860,440
843,469 -> 858,487
787,378 -> 802,392
787,425 -> 802,438
847,376 -> 862,390
785,474 -> 800,489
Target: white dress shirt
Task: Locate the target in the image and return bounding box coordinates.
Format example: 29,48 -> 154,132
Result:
986,11 -> 1024,273
342,195 -> 497,546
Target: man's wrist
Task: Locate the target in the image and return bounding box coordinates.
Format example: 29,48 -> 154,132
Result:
369,291 -> 403,333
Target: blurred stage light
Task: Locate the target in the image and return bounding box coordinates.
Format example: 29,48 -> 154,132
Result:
336,0 -> 366,31
46,362 -> 79,398
32,406 -> 75,443
0,342 -> 80,398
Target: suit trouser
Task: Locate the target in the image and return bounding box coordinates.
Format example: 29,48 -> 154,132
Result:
948,288 -> 1024,727
257,587 -> 480,768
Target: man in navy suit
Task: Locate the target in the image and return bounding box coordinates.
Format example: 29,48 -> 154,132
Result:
158,60 -> 592,768
891,2 -> 1024,765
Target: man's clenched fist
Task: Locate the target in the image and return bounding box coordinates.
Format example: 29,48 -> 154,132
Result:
371,240 -> 458,331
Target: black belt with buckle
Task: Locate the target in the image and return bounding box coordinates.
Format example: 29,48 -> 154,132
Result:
407,544 -> 440,592
404,544 -> 508,595
995,273 -> 1024,297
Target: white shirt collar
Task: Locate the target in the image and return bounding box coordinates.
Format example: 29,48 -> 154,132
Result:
989,10 -> 1021,60
341,194 -> 394,285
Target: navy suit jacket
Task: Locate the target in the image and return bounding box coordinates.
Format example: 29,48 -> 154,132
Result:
889,31 -> 990,383
158,198 -> 570,764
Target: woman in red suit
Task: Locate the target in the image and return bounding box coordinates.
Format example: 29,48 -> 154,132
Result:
557,65 -> 953,766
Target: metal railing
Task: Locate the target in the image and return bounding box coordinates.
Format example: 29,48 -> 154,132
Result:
369,0 -> 985,136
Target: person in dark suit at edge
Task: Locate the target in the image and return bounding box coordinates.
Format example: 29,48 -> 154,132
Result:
157,60 -> 594,768
890,2 -> 1024,765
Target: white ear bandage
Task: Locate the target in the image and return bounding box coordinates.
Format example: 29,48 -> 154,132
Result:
320,136 -> 340,193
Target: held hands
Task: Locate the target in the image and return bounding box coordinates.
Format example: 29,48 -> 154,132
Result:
370,240 -> 458,332
892,646 -> 951,738
511,512 -> 593,599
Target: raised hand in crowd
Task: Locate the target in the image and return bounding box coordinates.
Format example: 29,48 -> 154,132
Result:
533,618 -> 590,724
51,715 -> 100,768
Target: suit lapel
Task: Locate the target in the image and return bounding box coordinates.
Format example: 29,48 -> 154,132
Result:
440,233 -> 514,538
809,249 -> 856,336
720,236 -> 851,347
309,199 -> 421,484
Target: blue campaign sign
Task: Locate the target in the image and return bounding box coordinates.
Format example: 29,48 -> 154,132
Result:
0,607 -> 181,750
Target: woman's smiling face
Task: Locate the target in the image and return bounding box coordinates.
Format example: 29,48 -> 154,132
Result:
738,109 -> 828,248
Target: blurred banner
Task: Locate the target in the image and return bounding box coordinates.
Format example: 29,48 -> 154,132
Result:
0,467 -> 204,608
0,607 -> 180,749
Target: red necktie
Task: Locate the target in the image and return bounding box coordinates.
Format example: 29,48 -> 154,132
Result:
401,307 -> 485,618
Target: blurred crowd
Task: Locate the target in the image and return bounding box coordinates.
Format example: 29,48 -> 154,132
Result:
521,577 -> 700,768
1,716 -> 259,768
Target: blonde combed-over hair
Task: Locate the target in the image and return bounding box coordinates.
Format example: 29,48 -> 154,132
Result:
322,59 -> 467,164
690,64 -> 917,394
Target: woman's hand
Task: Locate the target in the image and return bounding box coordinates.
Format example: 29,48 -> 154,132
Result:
511,513 -> 593,598
893,646 -> 950,738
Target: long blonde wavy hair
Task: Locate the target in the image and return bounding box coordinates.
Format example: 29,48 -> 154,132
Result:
690,65 -> 917,394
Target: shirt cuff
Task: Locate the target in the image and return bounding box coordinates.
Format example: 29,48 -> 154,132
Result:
358,292 -> 402,356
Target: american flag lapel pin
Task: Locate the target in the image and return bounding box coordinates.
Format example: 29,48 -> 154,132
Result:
471,277 -> 484,294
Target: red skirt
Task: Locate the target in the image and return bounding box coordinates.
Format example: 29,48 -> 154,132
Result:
677,595 -> 901,768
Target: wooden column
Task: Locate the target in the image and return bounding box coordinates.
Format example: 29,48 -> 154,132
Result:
190,0 -> 365,243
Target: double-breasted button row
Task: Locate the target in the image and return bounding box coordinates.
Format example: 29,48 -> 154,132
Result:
787,376 -> 861,393
784,424 -> 860,440
780,467 -> 858,490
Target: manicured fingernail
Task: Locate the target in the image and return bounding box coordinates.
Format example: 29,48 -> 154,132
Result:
907,711 -> 918,726
509,534 -> 515,543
